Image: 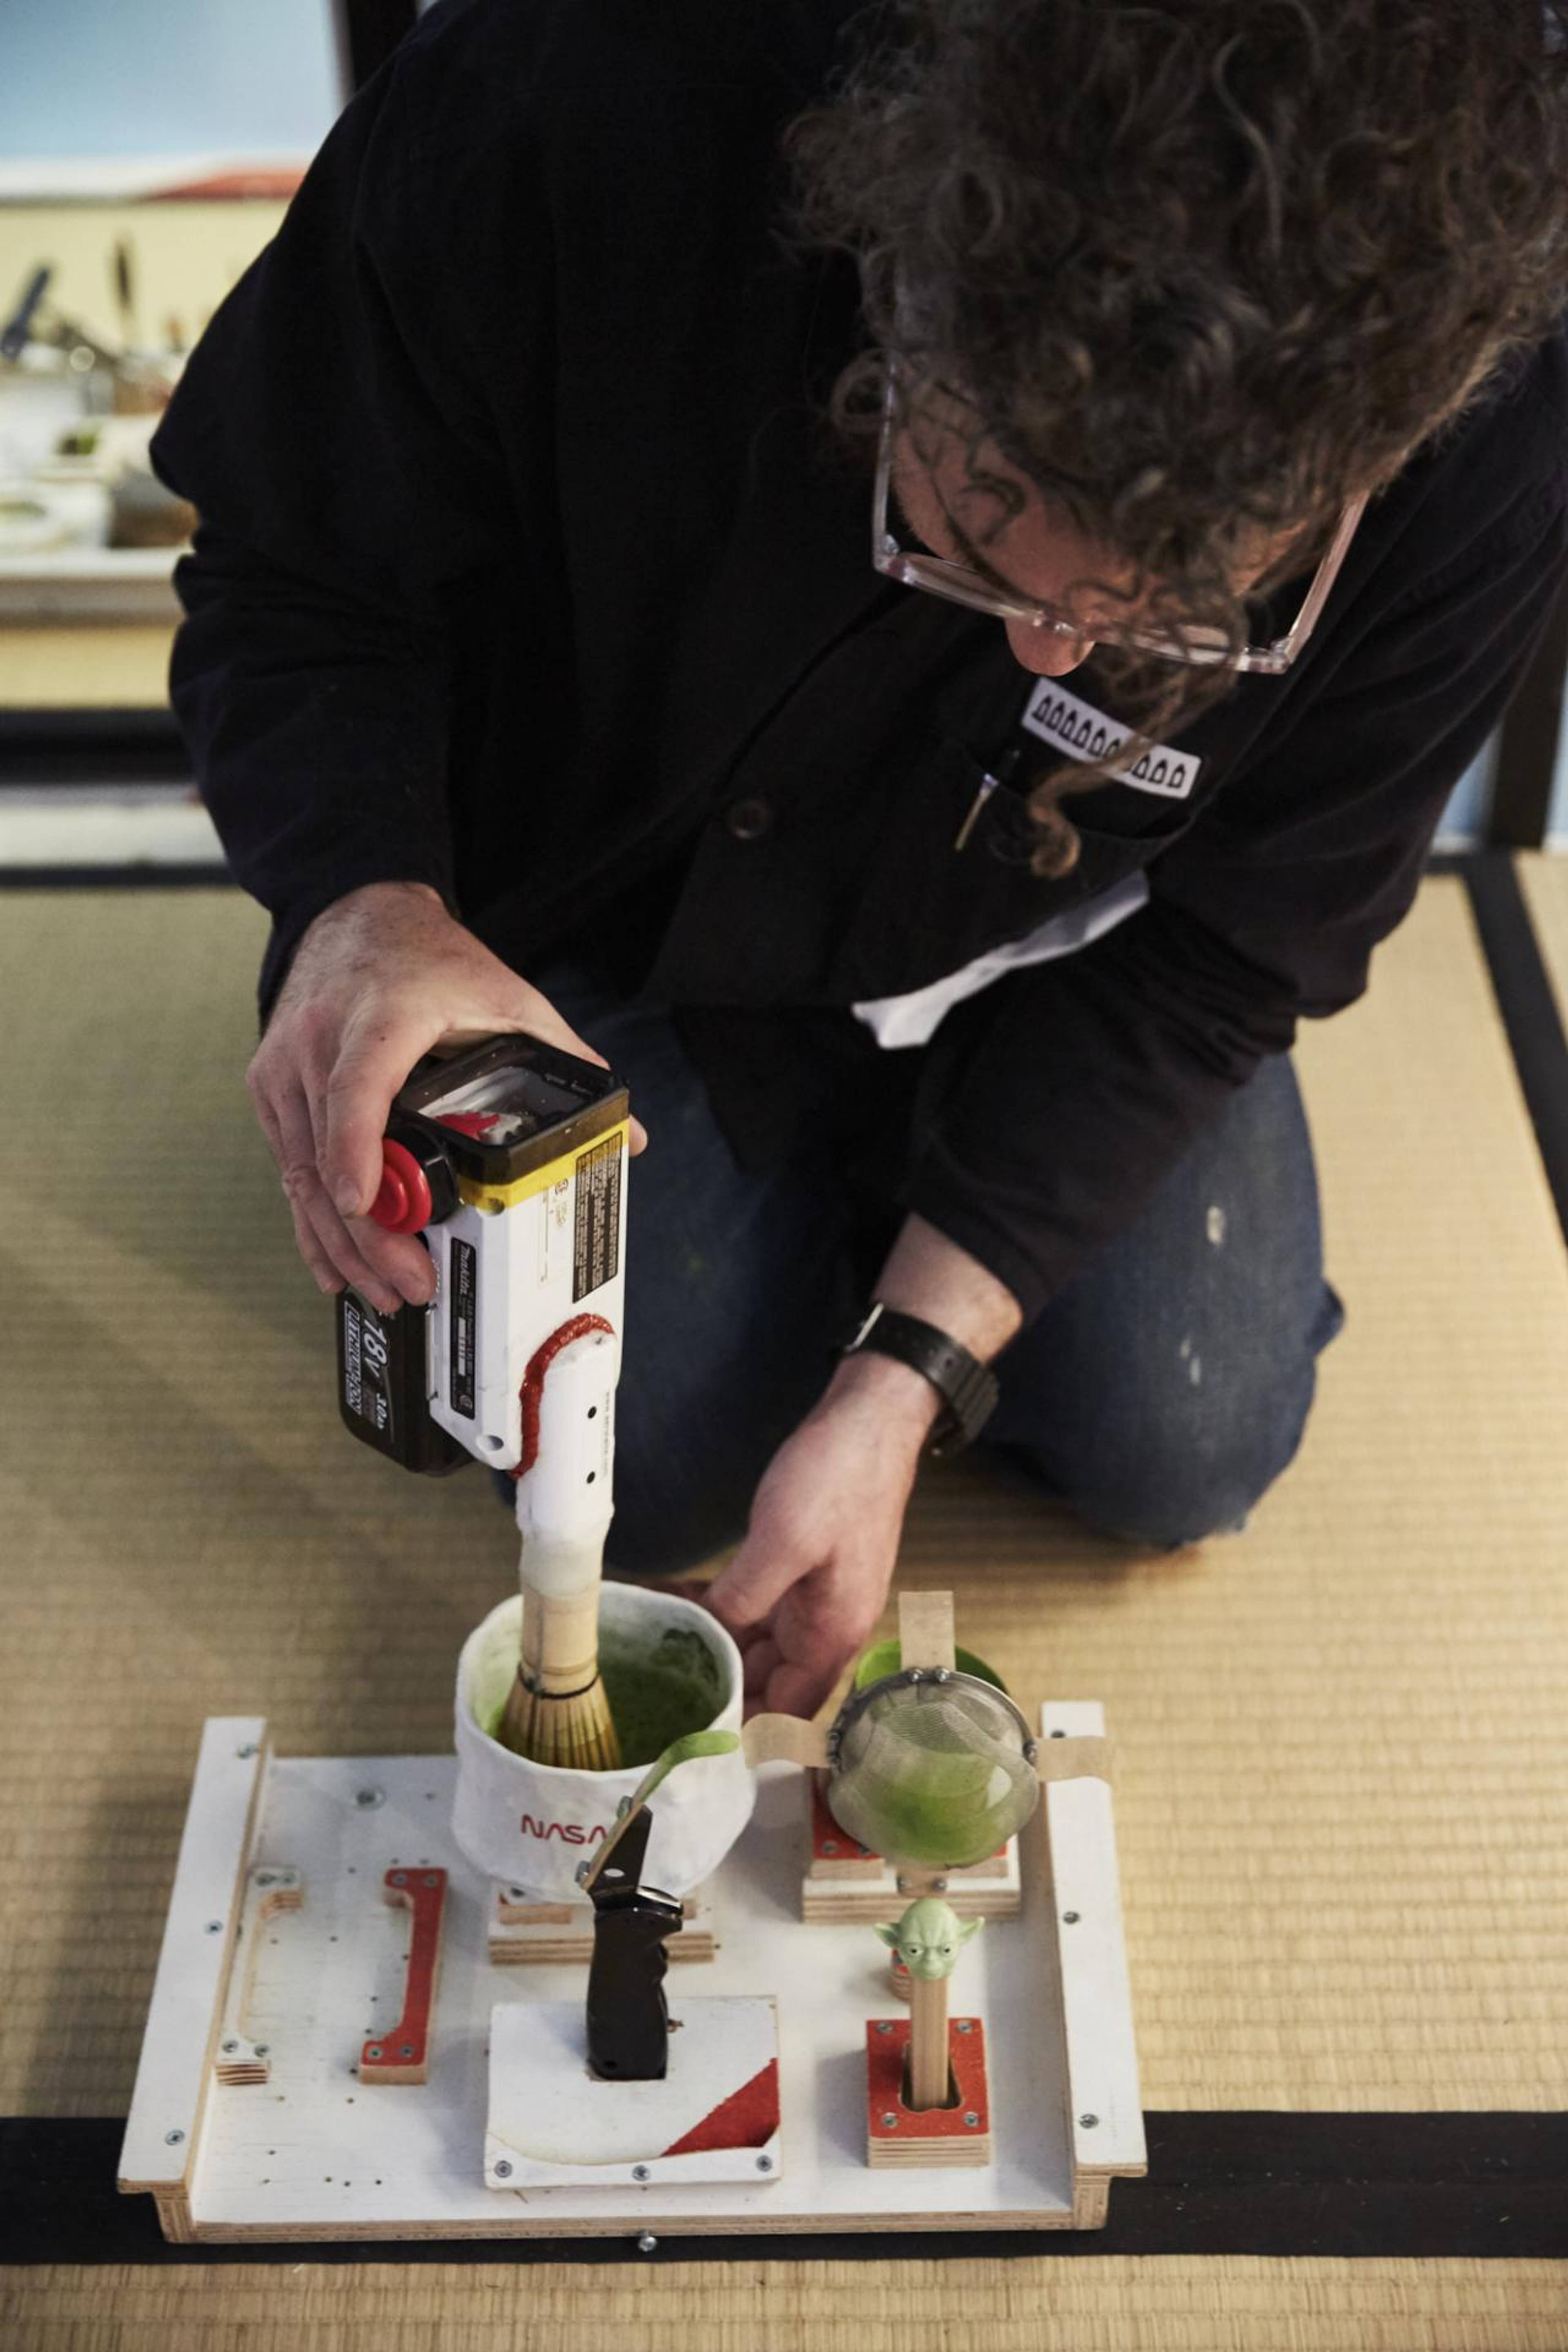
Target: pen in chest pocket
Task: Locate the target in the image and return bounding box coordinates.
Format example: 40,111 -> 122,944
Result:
952,745 -> 1025,853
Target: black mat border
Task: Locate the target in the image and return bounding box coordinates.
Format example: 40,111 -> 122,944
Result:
0,706 -> 189,788
1493,570 -> 1568,849
2,2113 -> 1564,2266
1430,850 -> 1568,1250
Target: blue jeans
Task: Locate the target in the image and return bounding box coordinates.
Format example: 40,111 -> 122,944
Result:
518,959 -> 1343,1568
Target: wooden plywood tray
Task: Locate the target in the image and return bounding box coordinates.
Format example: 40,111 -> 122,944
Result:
118,1706 -> 1143,2243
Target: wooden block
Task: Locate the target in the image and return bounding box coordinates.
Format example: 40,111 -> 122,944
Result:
802,1869 -> 1020,1923
359,1866 -> 447,2085
488,1879 -> 716,1965
865,2017 -> 991,2169
494,1891 -> 578,1927
213,1865 -> 302,2085
950,1848 -> 1015,1882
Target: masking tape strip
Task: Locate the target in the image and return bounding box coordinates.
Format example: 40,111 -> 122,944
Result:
743,1714 -> 833,1771
897,1590 -> 957,1674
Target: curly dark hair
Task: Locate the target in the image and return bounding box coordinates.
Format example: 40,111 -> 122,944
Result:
788,0 -> 1568,872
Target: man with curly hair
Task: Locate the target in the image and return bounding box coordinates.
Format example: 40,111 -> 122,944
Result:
152,0 -> 1568,1717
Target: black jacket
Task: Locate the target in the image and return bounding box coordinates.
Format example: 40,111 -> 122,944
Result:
151,0 -> 1568,1323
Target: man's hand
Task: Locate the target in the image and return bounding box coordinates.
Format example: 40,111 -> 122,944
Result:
705,1352 -> 937,1719
706,1213 -> 1024,1717
247,880 -> 647,1310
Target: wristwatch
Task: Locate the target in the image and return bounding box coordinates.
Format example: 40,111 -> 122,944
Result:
840,1302 -> 1000,1456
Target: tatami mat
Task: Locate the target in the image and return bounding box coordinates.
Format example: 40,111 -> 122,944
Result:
2,875 -> 1565,2345
3,2255 -> 1568,2352
1521,849 -> 1568,1026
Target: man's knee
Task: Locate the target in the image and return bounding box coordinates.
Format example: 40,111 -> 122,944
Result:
999,1361 -> 1319,1549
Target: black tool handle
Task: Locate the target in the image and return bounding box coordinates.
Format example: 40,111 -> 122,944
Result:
585,1888 -> 685,2080
585,1808 -> 684,2081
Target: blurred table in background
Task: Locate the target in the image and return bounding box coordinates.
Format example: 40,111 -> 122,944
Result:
0,195 -> 285,722
0,620 -> 174,708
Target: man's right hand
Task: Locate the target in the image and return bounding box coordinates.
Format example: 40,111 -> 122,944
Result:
247,880 -> 646,1312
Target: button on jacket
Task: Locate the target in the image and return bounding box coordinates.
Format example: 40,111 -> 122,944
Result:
151,0 -> 1568,1325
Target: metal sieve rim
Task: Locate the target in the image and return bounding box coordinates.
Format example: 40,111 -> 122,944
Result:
824,1667 -> 1035,1771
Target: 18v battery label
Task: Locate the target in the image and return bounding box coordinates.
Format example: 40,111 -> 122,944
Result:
573,1136 -> 623,1302
341,1294 -> 393,1443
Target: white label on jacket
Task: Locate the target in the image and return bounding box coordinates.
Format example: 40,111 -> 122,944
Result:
1020,681 -> 1201,800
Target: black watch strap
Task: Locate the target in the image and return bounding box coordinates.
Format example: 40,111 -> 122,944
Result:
840,1303 -> 1000,1455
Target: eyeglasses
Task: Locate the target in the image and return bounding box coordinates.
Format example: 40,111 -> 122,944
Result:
871,376 -> 1366,675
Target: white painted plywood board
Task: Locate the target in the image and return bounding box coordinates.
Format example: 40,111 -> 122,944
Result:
1042,1701 -> 1147,2180
120,1709 -> 1144,2240
485,1996 -> 780,2189
175,1755 -> 1094,2236
119,1719 -> 269,2191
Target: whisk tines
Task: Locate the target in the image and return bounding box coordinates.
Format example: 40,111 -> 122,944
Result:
498,1652 -> 621,1772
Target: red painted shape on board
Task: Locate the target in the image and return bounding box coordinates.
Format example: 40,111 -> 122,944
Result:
512,1315 -> 616,1479
360,1867 -> 448,2083
659,2059 -> 781,2157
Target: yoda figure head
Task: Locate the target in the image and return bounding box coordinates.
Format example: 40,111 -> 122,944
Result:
875,1897 -> 982,1981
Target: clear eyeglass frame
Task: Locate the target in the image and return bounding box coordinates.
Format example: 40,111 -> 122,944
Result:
871,376 -> 1368,676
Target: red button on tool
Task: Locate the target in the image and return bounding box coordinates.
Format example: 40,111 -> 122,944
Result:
369,1139 -> 433,1234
